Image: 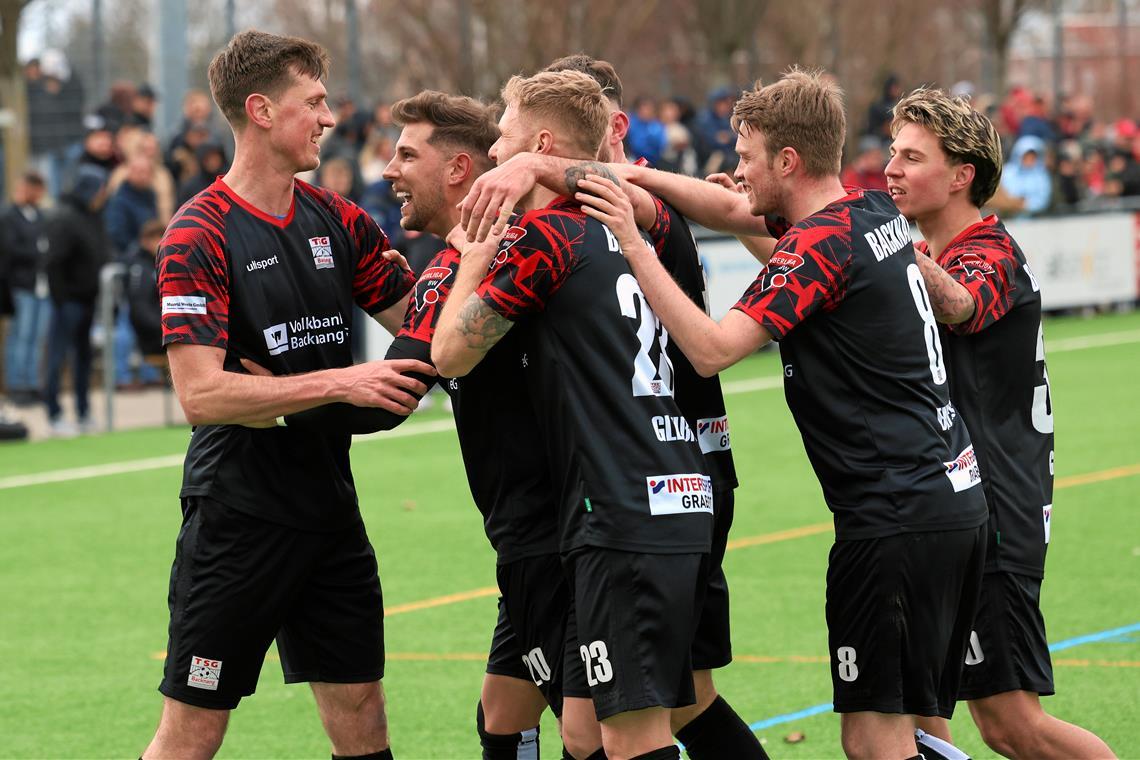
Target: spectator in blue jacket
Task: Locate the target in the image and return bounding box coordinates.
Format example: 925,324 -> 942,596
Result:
625,96 -> 667,167
1002,135 -> 1053,216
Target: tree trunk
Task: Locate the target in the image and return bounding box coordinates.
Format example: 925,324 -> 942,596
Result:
0,0 -> 29,198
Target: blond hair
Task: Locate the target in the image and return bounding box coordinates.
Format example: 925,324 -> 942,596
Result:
500,70 -> 609,158
891,87 -> 1003,207
730,67 -> 845,177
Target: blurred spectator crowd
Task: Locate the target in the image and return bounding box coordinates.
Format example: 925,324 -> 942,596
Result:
2,53 -> 1139,436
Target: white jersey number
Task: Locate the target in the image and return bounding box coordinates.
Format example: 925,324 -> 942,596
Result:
580,640 -> 614,687
1032,322 -> 1054,434
616,273 -> 674,397
836,646 -> 859,682
522,647 -> 552,686
906,263 -> 947,386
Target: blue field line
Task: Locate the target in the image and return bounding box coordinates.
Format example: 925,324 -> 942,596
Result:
746,621 -> 1140,733
1048,621 -> 1140,653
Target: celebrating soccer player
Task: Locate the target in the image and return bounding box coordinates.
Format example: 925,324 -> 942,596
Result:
143,31 -> 432,759
577,68 -> 990,760
888,87 -> 1117,760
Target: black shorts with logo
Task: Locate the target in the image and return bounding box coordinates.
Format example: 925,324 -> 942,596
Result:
485,553 -> 570,717
562,548 -> 707,720
826,524 -> 985,718
958,571 -> 1055,700
692,486 -> 734,670
159,497 -> 384,710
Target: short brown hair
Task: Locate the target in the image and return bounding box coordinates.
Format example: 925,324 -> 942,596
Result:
501,70 -> 609,159
891,88 -> 1003,207
731,67 -> 846,177
391,90 -> 500,172
543,54 -> 623,108
207,30 -> 329,127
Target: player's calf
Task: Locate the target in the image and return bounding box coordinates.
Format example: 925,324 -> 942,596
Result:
478,700 -> 540,760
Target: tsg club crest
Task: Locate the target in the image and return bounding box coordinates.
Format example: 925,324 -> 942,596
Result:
414,266 -> 454,311
309,236 -> 335,269
762,250 -> 805,290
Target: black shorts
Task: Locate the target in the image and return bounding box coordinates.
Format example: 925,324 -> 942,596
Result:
562,548 -> 707,720
485,553 -> 569,717
159,497 -> 384,710
692,486 -> 734,671
958,571 -> 1055,701
826,525 -> 985,718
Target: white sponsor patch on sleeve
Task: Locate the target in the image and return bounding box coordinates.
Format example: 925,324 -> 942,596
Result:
162,295 -> 207,315
645,473 -> 714,515
943,444 -> 982,493
187,656 -> 222,691
1042,503 -> 1052,544
696,415 -> 731,454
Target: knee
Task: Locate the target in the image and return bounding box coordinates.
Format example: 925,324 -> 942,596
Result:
329,683 -> 386,723
561,722 -> 602,760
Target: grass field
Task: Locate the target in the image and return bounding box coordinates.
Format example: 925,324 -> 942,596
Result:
2,310 -> 1138,759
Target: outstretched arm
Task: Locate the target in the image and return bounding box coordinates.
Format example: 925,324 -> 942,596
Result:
613,164 -> 771,239
914,252 -> 974,325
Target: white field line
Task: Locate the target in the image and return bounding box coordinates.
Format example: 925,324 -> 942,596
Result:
3,329 -> 1138,490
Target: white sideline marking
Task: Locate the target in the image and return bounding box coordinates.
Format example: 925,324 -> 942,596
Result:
3,329 -> 1138,490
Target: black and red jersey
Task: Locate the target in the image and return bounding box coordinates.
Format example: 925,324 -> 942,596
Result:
647,196 -> 737,491
476,198 -> 713,555
388,247 -> 559,564
919,216 -> 1053,577
158,177 -> 414,531
733,189 -> 987,540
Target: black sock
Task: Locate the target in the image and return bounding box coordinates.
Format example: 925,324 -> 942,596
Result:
630,748 -> 679,760
675,695 -> 769,759
562,749 -> 606,760
477,700 -> 540,760
331,750 -> 392,760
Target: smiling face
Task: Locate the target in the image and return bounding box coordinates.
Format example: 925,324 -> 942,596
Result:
383,121 -> 452,236
733,127 -> 782,217
885,121 -> 959,222
267,71 -> 336,173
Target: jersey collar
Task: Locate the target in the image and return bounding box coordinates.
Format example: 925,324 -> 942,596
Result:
214,177 -> 297,229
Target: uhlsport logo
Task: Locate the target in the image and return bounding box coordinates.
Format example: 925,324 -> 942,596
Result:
763,250 -> 805,289
264,323 -> 289,355
415,266 -> 454,311
645,473 -> 713,515
943,444 -> 982,493
309,236 -> 334,269
187,655 -> 222,691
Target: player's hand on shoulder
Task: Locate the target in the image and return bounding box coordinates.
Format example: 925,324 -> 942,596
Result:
459,153 -> 536,243
575,175 -> 648,258
337,359 -> 436,416
382,247 -> 413,273
449,223 -> 508,268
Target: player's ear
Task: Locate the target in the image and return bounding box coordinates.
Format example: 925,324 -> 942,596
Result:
534,129 -> 554,155
779,146 -> 799,177
245,93 -> 273,129
610,110 -> 630,143
448,152 -> 473,186
951,162 -> 977,195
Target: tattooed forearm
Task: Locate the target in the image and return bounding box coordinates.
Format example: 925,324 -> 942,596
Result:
565,161 -> 620,194
455,295 -> 513,351
915,253 -> 975,325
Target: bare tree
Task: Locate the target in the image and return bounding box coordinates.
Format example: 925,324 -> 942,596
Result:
0,0 -> 31,195
978,0 -> 1047,95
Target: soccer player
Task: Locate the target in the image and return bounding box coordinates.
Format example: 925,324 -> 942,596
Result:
458,53 -> 767,760
143,31 -> 432,759
887,88 -> 1117,760
433,70 -> 713,760
575,68 -> 990,760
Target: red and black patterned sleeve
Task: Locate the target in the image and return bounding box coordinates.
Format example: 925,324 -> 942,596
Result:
936,224 -> 1019,335
302,183 -> 416,314
397,248 -> 462,344
646,194 -> 671,255
475,207 -> 582,320
765,214 -> 793,239
732,206 -> 855,340
158,196 -> 230,348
